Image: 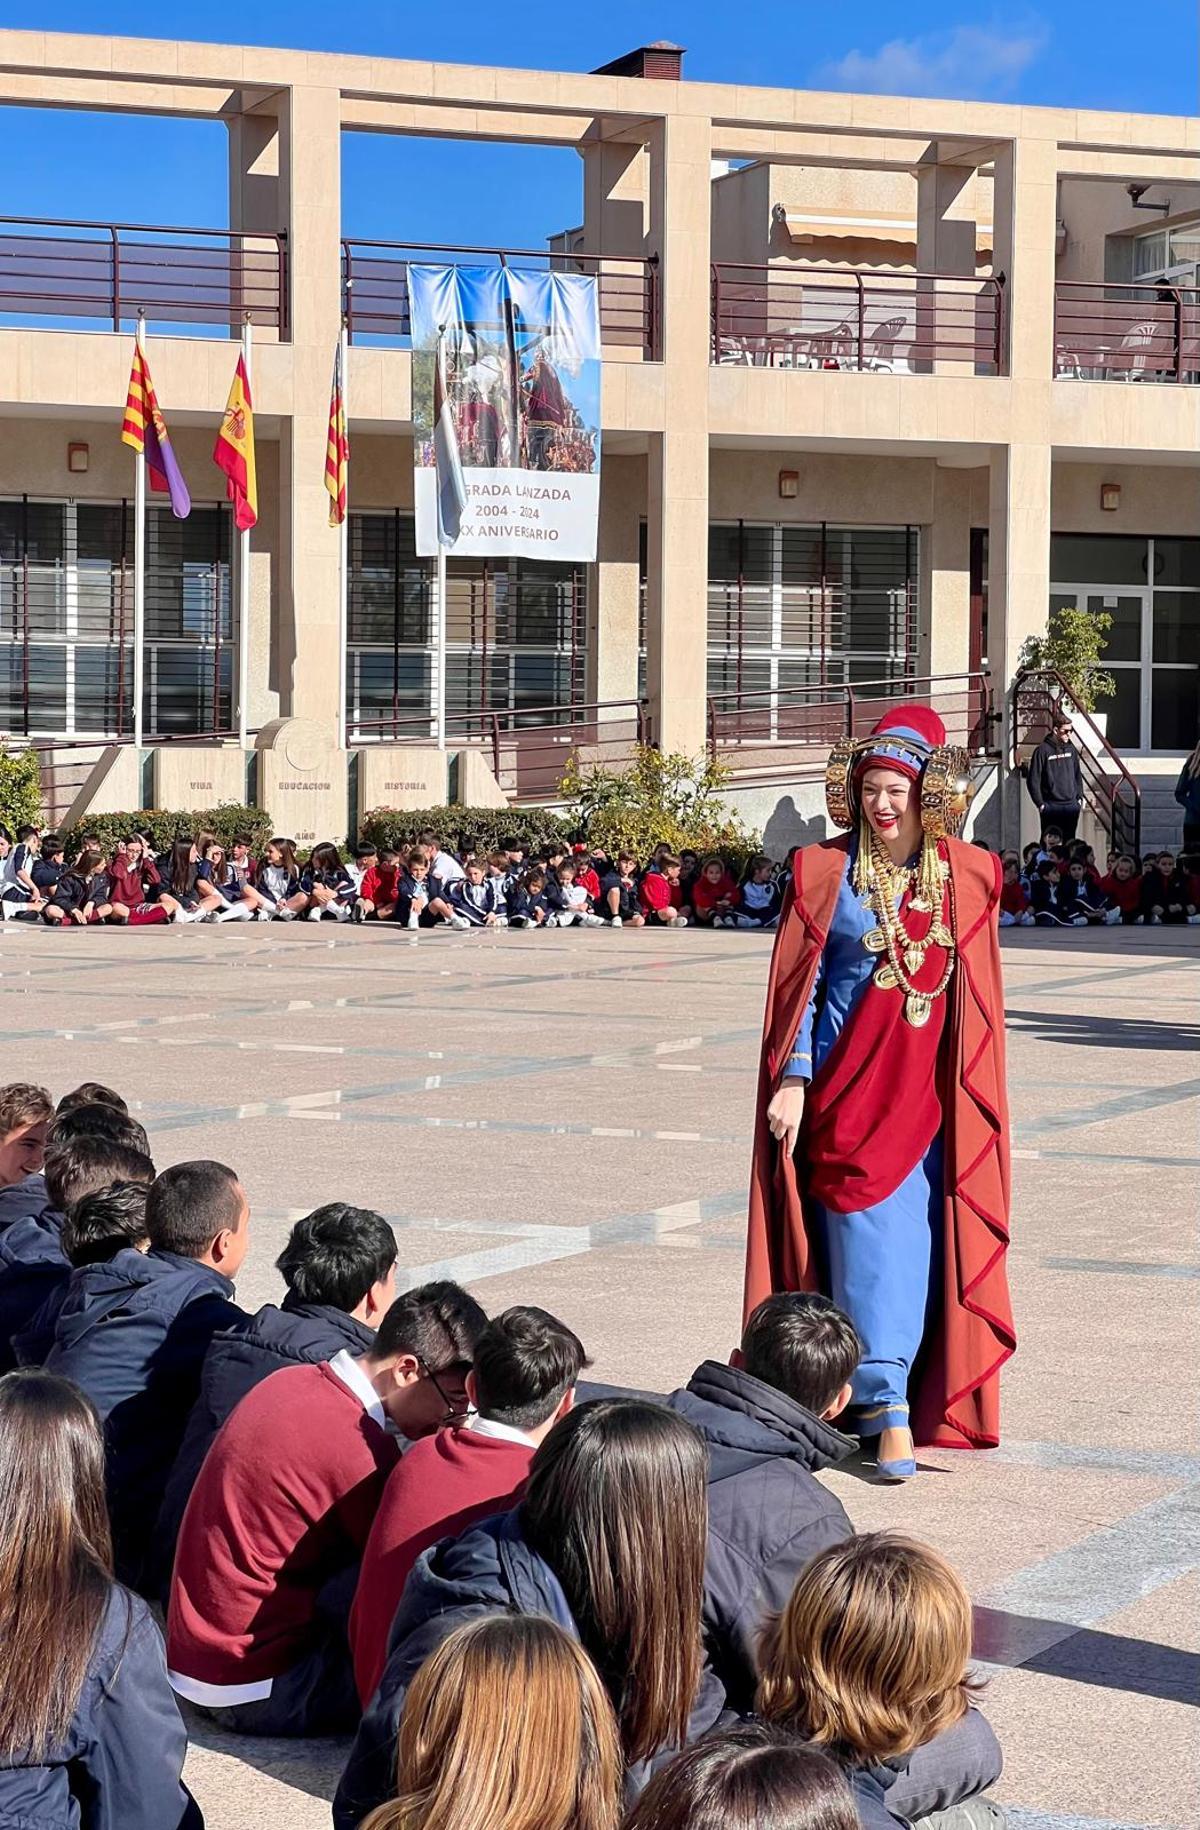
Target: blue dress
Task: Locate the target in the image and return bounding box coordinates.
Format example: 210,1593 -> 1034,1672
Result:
785,844 -> 943,1433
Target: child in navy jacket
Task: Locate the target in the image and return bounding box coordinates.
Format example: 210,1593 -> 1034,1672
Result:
302,843 -> 356,923
449,863 -> 507,927
736,856 -> 782,930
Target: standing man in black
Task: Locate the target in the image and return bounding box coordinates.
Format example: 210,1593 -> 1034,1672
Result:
1027,709 -> 1085,842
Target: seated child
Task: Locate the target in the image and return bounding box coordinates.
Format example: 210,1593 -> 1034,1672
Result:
250,839 -> 306,921
757,1534 -> 1005,1830
354,849 -> 401,922
347,842 -> 377,893
395,846 -> 459,930
599,852 -> 643,927
1099,853 -> 1143,924
302,843 -> 356,923
108,835 -> 175,925
638,852 -> 689,926
691,855 -> 739,928
449,861 -> 507,928
14,1179 -> 151,1367
197,840 -> 256,924
31,834 -> 65,905
1141,851 -> 1200,925
998,858 -> 1035,927
1059,858 -> 1118,925
1029,859 -> 1084,926
546,857 -> 603,928
1,824 -> 46,919
736,855 -> 782,930
506,867 -> 549,929
1019,841 -> 1041,890
42,849 -> 112,927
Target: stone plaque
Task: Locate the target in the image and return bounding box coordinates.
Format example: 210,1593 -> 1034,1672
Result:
153,745 -> 248,813
256,719 -> 349,846
356,746 -> 448,814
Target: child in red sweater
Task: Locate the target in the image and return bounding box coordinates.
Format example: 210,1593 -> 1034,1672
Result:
354,849 -> 401,922
349,1304 -> 584,1705
691,855 -> 739,928
167,1280 -> 485,1737
639,853 -> 689,926
998,858 -> 1035,927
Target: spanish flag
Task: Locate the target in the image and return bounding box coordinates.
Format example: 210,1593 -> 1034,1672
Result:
325,340 -> 349,528
213,353 -> 258,532
121,341 -> 191,519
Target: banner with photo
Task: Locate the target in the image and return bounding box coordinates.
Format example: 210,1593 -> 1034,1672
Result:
410,263 -> 601,560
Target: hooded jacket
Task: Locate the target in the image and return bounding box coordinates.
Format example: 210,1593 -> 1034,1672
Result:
333,1510 -> 730,1830
155,1298 -> 375,1590
0,1584 -> 201,1830
1026,735 -> 1084,811
0,1171 -> 47,1232
666,1360 -> 855,1710
45,1248 -> 243,1590
0,1204 -> 67,1373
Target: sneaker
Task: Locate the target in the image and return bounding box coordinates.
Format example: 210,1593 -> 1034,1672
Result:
610,916 -> 623,929
351,904 -> 366,924
275,906 -> 296,922
545,914 -> 559,928
176,907 -> 206,924
306,907 -> 324,922
580,912 -> 604,927
449,914 -> 471,930
254,907 -> 274,922
675,913 -> 690,927
406,914 -> 420,931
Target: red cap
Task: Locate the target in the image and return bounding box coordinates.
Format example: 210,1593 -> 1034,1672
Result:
853,705 -> 947,783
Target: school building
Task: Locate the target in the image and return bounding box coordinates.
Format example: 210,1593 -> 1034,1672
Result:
1,31 -> 1197,850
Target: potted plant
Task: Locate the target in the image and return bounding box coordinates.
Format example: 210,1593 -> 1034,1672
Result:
1018,604 -> 1118,738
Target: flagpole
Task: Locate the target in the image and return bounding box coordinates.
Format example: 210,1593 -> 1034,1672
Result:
434,544 -> 447,750
132,315 -> 146,751
336,320 -> 349,754
237,317 -> 252,751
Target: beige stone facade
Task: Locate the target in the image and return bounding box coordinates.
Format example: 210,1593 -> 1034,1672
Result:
1,31 -> 1198,845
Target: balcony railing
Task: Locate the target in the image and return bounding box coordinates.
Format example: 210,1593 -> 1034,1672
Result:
711,264 -> 1005,374
1054,280 -> 1200,383
341,241 -> 659,358
708,670 -> 994,784
0,217 -> 287,336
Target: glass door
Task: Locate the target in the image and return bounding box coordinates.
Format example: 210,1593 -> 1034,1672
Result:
1048,587 -> 1148,750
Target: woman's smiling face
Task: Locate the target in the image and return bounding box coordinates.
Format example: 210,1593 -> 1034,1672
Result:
860,768 -> 919,845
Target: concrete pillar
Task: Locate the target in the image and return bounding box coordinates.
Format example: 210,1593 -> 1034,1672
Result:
275,84 -> 344,733
587,454 -> 643,710
644,114 -> 711,754
989,441 -> 1052,840
992,136 -> 1059,383
580,140 -> 649,256
916,160 -> 977,275
921,463 -> 974,677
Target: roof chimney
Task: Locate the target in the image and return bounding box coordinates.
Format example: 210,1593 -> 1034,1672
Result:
592,42 -> 685,80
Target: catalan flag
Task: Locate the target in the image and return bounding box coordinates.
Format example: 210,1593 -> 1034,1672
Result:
325,340 -> 349,527
121,340 -> 191,519
213,352 -> 258,532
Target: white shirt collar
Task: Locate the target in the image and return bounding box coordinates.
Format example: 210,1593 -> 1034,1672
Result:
468,1412 -> 537,1447
328,1348 -> 387,1428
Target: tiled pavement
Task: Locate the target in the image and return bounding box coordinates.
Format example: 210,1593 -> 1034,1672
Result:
1,917 -> 1196,1830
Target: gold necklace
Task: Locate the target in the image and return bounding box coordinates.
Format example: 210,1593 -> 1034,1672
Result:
860,832 -> 957,1028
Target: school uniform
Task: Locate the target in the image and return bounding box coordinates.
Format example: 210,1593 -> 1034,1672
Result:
1058,874 -> 1116,924
638,871 -> 683,922
1099,870 -> 1144,924
159,859 -> 204,913
393,873 -> 442,927
0,1202 -> 67,1373
110,856 -> 170,925
254,861 -> 301,913
551,882 -> 602,927
0,841 -> 40,914
998,880 -> 1035,927
599,871 -> 640,922
692,870 -> 739,924
736,878 -> 782,929
1141,867 -> 1199,925
43,869 -> 91,921
31,857 -> 63,896
448,878 -> 506,926
1029,877 -> 1084,926
301,864 -> 356,920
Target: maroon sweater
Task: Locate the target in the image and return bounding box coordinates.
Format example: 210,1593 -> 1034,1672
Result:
168,1360 -> 399,1687
349,1424 -> 532,1704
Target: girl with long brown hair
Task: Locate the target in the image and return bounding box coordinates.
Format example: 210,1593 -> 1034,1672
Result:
362,1615 -> 622,1830
622,1723 -> 861,1830
756,1533 -> 1003,1830
335,1399 -> 723,1830
0,1369 -> 199,1828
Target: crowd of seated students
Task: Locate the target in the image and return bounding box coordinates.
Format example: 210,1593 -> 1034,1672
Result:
986,826 -> 1200,930
1,823 -> 792,936
0,1073 -> 1011,1830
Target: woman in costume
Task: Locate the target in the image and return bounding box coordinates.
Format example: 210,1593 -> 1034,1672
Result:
744,706 -> 1015,1481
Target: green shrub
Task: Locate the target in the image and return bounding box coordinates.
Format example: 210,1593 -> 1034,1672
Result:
359,804 -> 576,856
59,804 -> 272,854
1018,605 -> 1117,713
560,747 -> 759,866
0,747 -> 42,835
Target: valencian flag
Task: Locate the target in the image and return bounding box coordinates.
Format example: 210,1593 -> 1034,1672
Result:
325,341 -> 349,527
213,353 -> 258,531
121,341 -> 191,519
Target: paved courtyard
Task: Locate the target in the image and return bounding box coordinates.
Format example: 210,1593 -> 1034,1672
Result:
1,917 -> 1197,1830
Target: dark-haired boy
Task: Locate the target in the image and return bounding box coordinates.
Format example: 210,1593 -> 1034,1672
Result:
0,824 -> 45,918
155,1202 -> 398,1581
349,1303 -> 585,1704
12,1178 -> 152,1367
667,1290 -> 860,1711
639,851 -> 689,925
167,1279 -> 487,1736
601,851 -> 645,927
0,1132 -> 155,1373
45,1159 -> 250,1590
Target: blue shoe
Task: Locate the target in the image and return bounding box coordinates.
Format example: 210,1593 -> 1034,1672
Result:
861,1427 -> 917,1483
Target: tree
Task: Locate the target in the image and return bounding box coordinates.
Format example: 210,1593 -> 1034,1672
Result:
559,745 -> 759,864
1018,604 -> 1117,713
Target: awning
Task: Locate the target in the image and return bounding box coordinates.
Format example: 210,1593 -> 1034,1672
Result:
774,208 -> 993,252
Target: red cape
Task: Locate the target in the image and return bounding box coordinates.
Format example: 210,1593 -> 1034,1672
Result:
744,834 -> 1015,1449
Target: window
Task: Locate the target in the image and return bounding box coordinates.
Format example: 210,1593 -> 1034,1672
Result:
0,497 -> 232,739
346,510 -> 587,739
706,521 -> 919,729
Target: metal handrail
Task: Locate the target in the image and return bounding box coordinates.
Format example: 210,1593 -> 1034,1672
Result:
1054,279 -> 1197,384
708,670 -> 994,748
341,239 -> 659,357
710,262 -> 1005,373
1010,667 -> 1141,853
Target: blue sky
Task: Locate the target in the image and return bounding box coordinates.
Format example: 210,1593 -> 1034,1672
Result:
0,1 -> 1194,249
